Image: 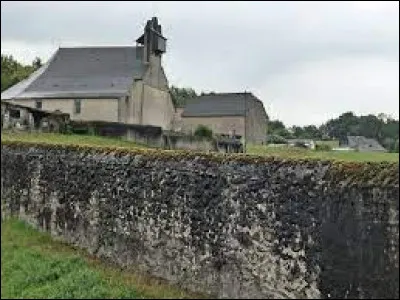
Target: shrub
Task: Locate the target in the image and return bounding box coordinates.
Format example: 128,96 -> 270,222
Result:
315,144 -> 332,151
390,139 -> 399,153
266,135 -> 288,144
194,125 -> 213,139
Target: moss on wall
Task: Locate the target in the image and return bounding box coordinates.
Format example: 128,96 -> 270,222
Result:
1,141 -> 398,299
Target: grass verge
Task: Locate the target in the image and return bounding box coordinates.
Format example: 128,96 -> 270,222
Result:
1,218 -> 206,299
1,131 -> 145,150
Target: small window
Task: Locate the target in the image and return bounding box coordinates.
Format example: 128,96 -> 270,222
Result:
74,99 -> 81,114
36,101 -> 42,109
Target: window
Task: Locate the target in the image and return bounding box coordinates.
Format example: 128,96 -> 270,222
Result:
74,99 -> 81,114
35,101 -> 42,109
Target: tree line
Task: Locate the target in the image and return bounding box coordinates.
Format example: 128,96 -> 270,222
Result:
2,55 -> 398,152
268,113 -> 398,152
1,54 -> 42,92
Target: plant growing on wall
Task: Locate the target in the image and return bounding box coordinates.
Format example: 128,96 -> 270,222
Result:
194,125 -> 213,139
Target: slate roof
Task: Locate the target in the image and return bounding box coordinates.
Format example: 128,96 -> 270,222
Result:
345,135 -> 387,152
181,92 -> 259,117
1,46 -> 146,100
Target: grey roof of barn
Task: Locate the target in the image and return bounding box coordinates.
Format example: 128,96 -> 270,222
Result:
1,46 -> 146,100
181,92 -> 262,117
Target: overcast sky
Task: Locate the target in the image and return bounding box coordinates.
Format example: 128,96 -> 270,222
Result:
1,1 -> 399,126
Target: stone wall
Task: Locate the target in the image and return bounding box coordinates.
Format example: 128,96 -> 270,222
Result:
180,116 -> 245,138
1,142 -> 398,299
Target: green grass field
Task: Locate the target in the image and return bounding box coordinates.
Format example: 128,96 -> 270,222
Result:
1,131 -> 398,162
1,218 -> 204,299
315,140 -> 340,148
247,144 -> 399,162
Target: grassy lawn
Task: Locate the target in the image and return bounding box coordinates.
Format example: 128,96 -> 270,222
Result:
247,144 -> 399,162
1,131 -> 145,150
1,218 -> 205,299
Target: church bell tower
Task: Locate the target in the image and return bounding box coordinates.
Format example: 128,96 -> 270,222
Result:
136,17 -> 167,64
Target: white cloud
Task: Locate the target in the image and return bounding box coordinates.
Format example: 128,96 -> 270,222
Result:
260,56 -> 399,126
1,40 -> 58,64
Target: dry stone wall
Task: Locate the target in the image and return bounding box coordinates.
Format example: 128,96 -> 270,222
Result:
1,142 -> 398,299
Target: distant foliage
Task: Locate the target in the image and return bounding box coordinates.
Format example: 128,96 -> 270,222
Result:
267,112 -> 399,153
266,134 -> 288,144
267,120 -> 291,138
325,112 -> 399,152
32,57 -> 43,69
194,125 -> 213,139
1,54 -> 42,92
169,86 -> 198,108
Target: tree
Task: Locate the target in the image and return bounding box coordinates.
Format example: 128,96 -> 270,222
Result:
32,57 -> 43,70
291,126 -> 304,138
169,86 -> 198,108
267,120 -> 291,138
267,120 -> 285,133
1,54 -> 37,92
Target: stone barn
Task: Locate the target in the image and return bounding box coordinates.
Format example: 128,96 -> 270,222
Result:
177,92 -> 268,145
1,17 -> 175,130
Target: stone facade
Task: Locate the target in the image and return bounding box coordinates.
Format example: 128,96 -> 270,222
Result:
9,98 -> 119,123
180,116 -> 245,137
1,143 -> 398,299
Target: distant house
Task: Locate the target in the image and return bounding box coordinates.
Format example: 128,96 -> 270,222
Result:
175,92 -> 268,145
1,17 -> 175,130
340,136 -> 387,152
